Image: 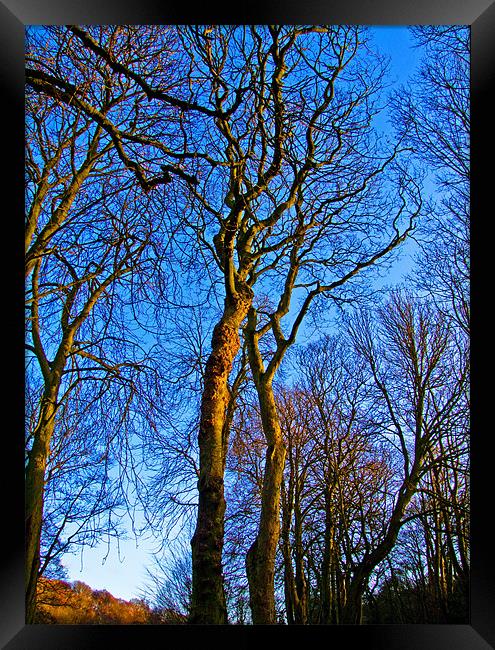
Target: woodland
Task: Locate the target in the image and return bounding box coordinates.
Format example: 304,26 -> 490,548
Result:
25,25 -> 469,625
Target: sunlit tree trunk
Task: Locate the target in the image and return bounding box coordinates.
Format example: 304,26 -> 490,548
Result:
189,289 -> 252,624
245,380 -> 286,624
25,259 -> 70,623
244,376 -> 286,623
25,393 -> 57,623
244,307 -> 287,624
25,315 -> 73,622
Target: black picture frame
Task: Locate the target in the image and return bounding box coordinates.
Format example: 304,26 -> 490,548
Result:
3,1 -> 493,647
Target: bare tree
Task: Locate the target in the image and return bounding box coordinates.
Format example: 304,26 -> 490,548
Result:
25,175 -> 155,622
237,26 -> 421,621
277,338 -> 395,624
342,290 -> 468,622
26,26 -> 424,625
24,26 -> 181,621
269,289 -> 468,625
143,540 -> 192,623
392,26 -> 470,336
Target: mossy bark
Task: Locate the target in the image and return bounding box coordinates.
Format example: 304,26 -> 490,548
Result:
189,291 -> 251,624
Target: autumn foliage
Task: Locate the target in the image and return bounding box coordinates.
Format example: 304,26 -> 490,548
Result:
34,578 -> 182,624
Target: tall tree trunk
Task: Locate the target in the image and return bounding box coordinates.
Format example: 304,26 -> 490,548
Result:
293,493 -> 308,624
245,381 -> 286,624
319,490 -> 337,624
281,477 -> 296,625
342,573 -> 366,624
25,395 -> 57,623
189,290 -> 251,624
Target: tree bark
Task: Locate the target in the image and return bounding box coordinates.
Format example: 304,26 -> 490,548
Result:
319,492 -> 337,624
25,394 -> 57,623
245,381 -> 286,624
189,289 -> 252,624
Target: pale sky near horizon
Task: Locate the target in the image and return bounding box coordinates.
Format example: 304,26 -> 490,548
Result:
59,25 -> 424,603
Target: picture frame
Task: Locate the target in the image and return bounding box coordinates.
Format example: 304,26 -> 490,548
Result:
3,0 -> 492,647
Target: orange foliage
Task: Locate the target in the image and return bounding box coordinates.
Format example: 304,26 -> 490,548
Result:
35,578 -> 162,624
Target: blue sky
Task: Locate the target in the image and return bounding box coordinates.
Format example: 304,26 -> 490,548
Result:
372,25 -> 420,80
59,25 -> 424,603
62,512 -> 160,601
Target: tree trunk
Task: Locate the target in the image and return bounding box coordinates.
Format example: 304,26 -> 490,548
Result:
281,479 -> 296,625
280,481 -> 307,624
342,576 -> 366,624
245,382 -> 286,624
25,397 -> 57,623
293,496 -> 308,624
319,491 -> 337,624
341,472 -> 421,624
189,290 -> 251,624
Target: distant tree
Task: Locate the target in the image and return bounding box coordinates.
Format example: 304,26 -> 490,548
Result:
277,338 -> 395,625
384,428 -> 469,623
363,25 -> 471,625
392,26 -> 470,336
343,290 -> 468,622
142,538 -> 193,623
35,578 -> 161,624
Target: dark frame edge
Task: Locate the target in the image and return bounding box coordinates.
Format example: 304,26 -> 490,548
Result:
470,1 -> 495,649
1,0 -> 27,648
2,0 -> 494,647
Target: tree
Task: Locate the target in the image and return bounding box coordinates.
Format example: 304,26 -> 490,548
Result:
26,26 -> 424,624
25,24 -> 230,623
384,419 -> 469,623
277,337 -> 395,624
35,578 -> 161,624
237,26 -> 420,622
257,287 -> 468,626
25,170 -> 153,621
342,290 -> 468,622
278,387 -> 313,625
388,28 -> 470,622
143,541 -> 192,623
392,26 -> 470,336
25,25 -> 179,622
